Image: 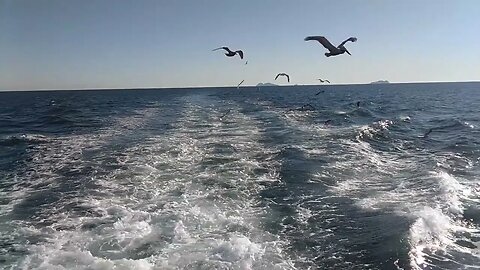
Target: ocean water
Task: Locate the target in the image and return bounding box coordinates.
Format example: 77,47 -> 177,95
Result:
0,82 -> 479,270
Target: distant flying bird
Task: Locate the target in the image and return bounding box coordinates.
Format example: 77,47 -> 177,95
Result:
304,36 -> 357,57
318,78 -> 330,83
324,119 -> 332,126
275,73 -> 290,82
237,79 -> 245,88
315,90 -> 325,96
212,47 -> 244,59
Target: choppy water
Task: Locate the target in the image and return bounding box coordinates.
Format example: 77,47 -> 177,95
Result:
0,83 -> 479,269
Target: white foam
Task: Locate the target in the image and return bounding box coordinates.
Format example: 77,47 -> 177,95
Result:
463,121 -> 475,129
12,98 -> 293,269
435,171 -> 465,215
302,119 -> 480,268
408,207 -> 456,269
356,119 -> 393,140
21,248 -> 154,270
214,235 -> 265,269
399,115 -> 411,122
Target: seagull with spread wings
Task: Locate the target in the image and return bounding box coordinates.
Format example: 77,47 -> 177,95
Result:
275,73 -> 290,83
212,47 -> 244,59
318,78 -> 330,83
304,36 -> 357,57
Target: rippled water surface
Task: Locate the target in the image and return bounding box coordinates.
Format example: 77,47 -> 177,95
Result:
0,83 -> 479,269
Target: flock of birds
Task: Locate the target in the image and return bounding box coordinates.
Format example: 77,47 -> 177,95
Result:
213,35 -> 433,138
214,35 -> 359,126
213,35 -> 358,85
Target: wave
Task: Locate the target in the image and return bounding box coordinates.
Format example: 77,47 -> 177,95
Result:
10,99 -> 295,270
355,119 -> 394,142
421,119 -> 477,138
408,171 -> 478,269
0,134 -> 52,146
2,86 -> 480,269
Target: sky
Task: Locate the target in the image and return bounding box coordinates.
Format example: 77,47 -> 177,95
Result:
1,0 -> 479,90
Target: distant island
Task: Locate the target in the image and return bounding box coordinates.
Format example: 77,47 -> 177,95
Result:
256,82 -> 278,87
370,80 -> 390,84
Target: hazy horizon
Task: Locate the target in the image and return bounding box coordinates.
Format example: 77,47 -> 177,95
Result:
2,80 -> 480,92
1,0 -> 479,91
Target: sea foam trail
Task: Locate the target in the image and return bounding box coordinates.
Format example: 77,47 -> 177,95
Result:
263,106 -> 480,269
0,106 -> 165,268
14,95 -> 295,269
408,171 -> 479,270
3,85 -> 480,269
237,102 -> 397,268
329,122 -> 479,269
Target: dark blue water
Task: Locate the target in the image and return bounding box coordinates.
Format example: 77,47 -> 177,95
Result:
1,83 -> 479,269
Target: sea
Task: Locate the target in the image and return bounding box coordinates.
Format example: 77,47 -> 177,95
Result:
0,82 -> 479,270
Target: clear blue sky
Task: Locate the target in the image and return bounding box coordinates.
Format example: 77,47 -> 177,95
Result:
1,0 -> 479,90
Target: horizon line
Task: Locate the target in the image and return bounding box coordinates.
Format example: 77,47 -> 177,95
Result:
1,80 -> 479,92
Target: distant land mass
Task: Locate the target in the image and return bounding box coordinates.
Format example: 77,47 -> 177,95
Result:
370,80 -> 390,84
256,82 -> 278,87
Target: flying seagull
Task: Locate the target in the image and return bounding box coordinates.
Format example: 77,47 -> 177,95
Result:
315,90 -> 325,96
213,47 -> 244,59
304,36 -> 357,57
236,79 -> 245,89
317,79 -> 330,83
275,73 -> 290,82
